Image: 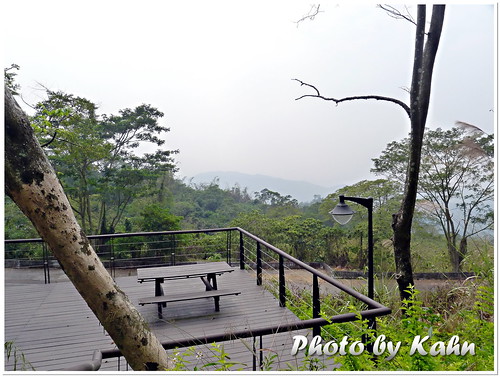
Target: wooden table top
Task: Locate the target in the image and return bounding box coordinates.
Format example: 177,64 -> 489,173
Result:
137,262 -> 234,282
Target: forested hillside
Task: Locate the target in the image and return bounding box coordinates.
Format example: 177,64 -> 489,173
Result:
4,78 -> 493,274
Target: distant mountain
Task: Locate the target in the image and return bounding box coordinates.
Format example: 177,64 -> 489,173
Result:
187,171 -> 340,203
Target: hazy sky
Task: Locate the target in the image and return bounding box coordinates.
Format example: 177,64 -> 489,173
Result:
4,2 -> 495,188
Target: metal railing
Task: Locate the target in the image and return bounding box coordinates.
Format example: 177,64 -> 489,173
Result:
5,227 -> 391,371
5,228 -> 237,283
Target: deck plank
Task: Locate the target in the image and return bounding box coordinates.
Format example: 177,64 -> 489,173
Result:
5,267 -> 332,372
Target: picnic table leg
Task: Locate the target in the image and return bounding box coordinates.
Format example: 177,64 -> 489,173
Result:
155,278 -> 165,319
207,273 -> 220,311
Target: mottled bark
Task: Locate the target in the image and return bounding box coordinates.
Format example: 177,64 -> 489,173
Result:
5,87 -> 171,371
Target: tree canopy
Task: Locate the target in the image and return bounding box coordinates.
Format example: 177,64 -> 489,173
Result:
31,88 -> 178,234
373,125 -> 494,271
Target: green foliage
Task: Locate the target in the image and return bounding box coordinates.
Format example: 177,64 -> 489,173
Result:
169,343 -> 246,371
461,236 -> 494,280
320,179 -> 401,237
187,232 -> 228,261
4,197 -> 38,240
232,211 -> 347,265
281,279 -> 494,372
4,197 -> 43,260
4,341 -> 35,371
28,87 -> 178,235
138,204 -> 182,232
321,179 -> 402,215
170,180 -> 255,229
286,355 -> 327,371
4,64 -> 21,95
150,272 -> 495,372
201,343 -> 245,370
254,188 -> 298,207
372,126 -> 494,271
318,179 -> 403,270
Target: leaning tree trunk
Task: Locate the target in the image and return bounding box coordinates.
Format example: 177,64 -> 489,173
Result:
391,5 -> 445,301
4,87 -> 171,371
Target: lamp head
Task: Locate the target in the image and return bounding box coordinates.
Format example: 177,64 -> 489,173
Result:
329,195 -> 355,225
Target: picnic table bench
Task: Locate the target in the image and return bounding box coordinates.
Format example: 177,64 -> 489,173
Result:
137,262 -> 241,319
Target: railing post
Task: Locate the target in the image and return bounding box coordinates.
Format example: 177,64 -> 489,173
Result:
259,335 -> 263,371
279,254 -> 286,307
312,274 -> 320,337
171,253 -> 175,266
364,317 -> 377,355
43,243 -> 47,284
252,336 -> 257,371
256,242 -> 262,286
43,243 -> 50,284
239,232 -> 245,270
171,234 -> 176,259
110,238 -> 115,279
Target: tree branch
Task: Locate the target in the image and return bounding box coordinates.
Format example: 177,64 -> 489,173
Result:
19,93 -> 36,110
40,131 -> 57,148
378,5 -> 417,27
293,79 -> 411,118
295,4 -> 323,27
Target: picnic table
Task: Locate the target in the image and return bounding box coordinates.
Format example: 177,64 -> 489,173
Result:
137,262 -> 241,319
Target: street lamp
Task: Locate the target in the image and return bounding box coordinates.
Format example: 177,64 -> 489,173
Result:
330,195 -> 376,355
329,196 -> 355,225
329,195 -> 374,300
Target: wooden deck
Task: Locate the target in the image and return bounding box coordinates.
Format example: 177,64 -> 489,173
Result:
4,267 -> 330,372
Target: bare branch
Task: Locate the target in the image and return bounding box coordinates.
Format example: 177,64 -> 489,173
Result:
293,79 -> 411,117
293,79 -> 321,96
40,132 -> 58,148
19,93 -> 36,109
467,221 -> 494,238
378,4 -> 417,26
399,86 -> 411,94
295,4 -> 323,27
455,120 -> 486,135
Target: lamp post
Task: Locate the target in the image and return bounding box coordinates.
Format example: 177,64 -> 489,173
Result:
330,195 -> 376,355
329,195 -> 374,300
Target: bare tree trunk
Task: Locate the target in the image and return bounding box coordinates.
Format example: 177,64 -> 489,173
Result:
294,6 -> 445,302
458,237 -> 467,271
392,5 -> 445,301
5,87 -> 171,371
447,240 -> 460,273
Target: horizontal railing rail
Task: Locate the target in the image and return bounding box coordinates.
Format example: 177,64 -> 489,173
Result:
5,228 -> 240,283
63,304 -> 391,371
236,227 -> 382,310
4,227 -> 238,244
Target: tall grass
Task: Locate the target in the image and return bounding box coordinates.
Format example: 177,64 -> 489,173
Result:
284,273 -> 494,371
